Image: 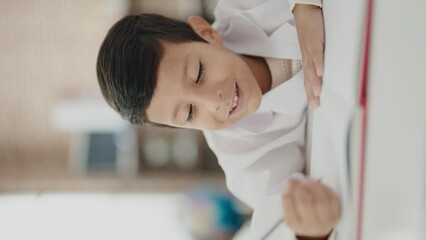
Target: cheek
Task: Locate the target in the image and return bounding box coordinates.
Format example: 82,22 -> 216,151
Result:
195,115 -> 229,131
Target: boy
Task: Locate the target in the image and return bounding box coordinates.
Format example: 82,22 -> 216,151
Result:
96,0 -> 340,239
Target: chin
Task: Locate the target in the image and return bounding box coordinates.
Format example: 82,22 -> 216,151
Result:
247,95 -> 262,115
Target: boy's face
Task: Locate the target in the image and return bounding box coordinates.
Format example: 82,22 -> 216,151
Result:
145,17 -> 262,130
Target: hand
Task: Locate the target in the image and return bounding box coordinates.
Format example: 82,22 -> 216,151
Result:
282,178 -> 341,238
293,4 -> 325,109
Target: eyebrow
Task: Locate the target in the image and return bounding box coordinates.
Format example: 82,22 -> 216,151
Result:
172,54 -> 190,124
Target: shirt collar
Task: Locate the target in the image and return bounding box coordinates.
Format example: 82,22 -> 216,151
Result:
231,71 -> 307,133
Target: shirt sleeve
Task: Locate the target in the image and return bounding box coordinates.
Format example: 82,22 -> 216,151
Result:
295,229 -> 337,240
288,0 -> 322,12
202,122 -> 307,240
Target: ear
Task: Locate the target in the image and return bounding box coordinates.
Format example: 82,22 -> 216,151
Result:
187,16 -> 223,45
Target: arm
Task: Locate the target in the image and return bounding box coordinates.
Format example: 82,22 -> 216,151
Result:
291,1 -> 325,109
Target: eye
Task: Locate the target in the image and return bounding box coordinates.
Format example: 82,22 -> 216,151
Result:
196,61 -> 205,84
186,104 -> 194,122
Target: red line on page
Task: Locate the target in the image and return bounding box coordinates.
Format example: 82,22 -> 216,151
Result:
356,0 -> 374,239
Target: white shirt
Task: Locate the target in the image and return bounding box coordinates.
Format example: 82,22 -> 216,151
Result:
205,1 -> 333,239
204,72 -> 307,239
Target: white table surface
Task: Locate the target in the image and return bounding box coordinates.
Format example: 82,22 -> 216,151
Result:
310,0 -> 426,240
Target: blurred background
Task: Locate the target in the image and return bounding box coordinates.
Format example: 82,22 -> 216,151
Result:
0,0 -> 250,239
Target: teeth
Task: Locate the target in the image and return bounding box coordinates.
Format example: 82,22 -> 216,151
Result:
230,84 -> 239,113
232,94 -> 238,108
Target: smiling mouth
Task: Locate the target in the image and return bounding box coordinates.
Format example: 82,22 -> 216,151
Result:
229,82 -> 242,116
230,83 -> 238,112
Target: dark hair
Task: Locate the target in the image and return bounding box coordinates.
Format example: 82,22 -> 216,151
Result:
96,14 -> 206,125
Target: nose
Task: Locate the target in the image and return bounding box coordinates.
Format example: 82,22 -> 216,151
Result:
199,87 -> 222,112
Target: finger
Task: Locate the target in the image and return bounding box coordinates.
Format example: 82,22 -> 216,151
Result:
303,62 -> 322,108
312,46 -> 325,77
283,179 -> 302,226
304,86 -> 320,110
310,96 -> 320,109
319,184 -> 342,222
303,73 -> 313,101
303,72 -> 319,109
307,63 -> 323,97
312,51 -> 324,96
327,189 -> 342,221
283,179 -> 299,196
294,182 -> 316,225
283,190 -> 301,228
306,181 -> 332,223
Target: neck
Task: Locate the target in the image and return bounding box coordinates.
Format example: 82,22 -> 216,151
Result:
240,55 -> 272,94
